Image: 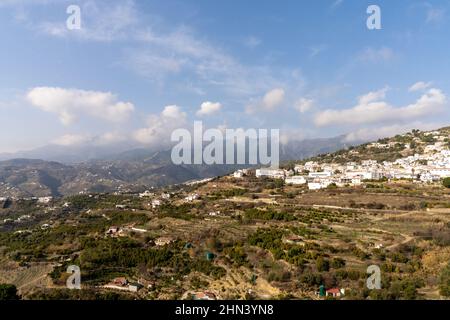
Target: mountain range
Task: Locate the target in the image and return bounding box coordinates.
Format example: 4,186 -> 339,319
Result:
0,135 -> 357,197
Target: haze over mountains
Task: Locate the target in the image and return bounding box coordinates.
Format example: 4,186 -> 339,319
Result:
0,135 -> 357,197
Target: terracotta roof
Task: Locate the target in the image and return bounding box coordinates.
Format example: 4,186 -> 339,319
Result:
326,288 -> 341,294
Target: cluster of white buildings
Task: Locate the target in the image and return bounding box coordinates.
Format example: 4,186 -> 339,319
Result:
233,169 -> 250,178
247,138 -> 450,190
184,193 -> 200,202
37,196 -> 53,204
137,191 -> 173,208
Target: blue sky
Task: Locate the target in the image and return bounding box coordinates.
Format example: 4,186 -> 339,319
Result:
0,0 -> 449,153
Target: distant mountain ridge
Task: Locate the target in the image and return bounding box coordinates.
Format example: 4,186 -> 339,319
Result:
0,135 -> 359,197
0,143 -> 141,164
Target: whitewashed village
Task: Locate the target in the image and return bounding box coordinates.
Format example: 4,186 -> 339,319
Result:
235,130 -> 450,190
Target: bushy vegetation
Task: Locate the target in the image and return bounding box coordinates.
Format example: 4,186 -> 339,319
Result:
28,289 -> 134,300
368,277 -> 424,300
248,228 -> 285,252
2,129 -> 449,300
224,244 -> 249,267
439,262 -> 450,297
0,210 -> 148,262
210,188 -> 248,199
0,284 -> 19,300
158,203 -> 195,220
443,177 -> 450,189
76,238 -> 225,284
244,208 -> 296,221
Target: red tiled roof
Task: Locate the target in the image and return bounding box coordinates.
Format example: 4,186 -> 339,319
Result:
326,288 -> 340,294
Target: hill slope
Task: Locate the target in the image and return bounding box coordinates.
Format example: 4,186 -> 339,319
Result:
303,127 -> 450,164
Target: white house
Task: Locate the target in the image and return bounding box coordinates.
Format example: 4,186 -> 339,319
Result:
326,288 -> 345,297
285,176 -> 307,185
106,226 -> 122,236
255,168 -> 285,179
185,194 -> 199,202
309,171 -> 332,178
362,160 -> 377,166
233,170 -> 245,178
420,172 -> 440,182
155,236 -> 175,246
308,182 -> 323,190
128,283 -> 143,292
37,196 -> 53,204
430,168 -> 450,178
151,199 -> 161,208
139,190 -> 154,198
131,227 -> 147,233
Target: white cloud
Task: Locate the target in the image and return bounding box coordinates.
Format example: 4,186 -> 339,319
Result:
16,0 -> 302,100
243,36 -> 262,48
409,81 -> 432,92
358,87 -> 389,105
245,88 -> 285,114
263,88 -> 285,110
343,122 -> 443,143
426,7 -> 445,24
52,131 -> 127,147
279,128 -> 307,145
133,105 -> 187,147
314,87 -> 446,127
331,0 -> 344,9
0,0 -> 58,7
196,101 -> 222,117
294,98 -> 314,113
358,47 -> 394,62
38,0 -> 138,42
126,50 -> 185,78
308,45 -> 327,58
27,87 -> 135,125
96,131 -> 127,145
52,134 -> 90,146
132,26 -> 288,96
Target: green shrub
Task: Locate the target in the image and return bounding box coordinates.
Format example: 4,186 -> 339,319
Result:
0,284 -> 19,300
443,178 -> 450,189
439,263 -> 450,297
316,257 -> 330,272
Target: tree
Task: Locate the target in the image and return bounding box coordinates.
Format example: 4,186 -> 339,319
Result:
439,263 -> 450,297
327,183 -> 337,189
316,257 -> 330,272
0,284 -> 19,300
443,178 -> 450,189
331,258 -> 346,269
274,179 -> 284,188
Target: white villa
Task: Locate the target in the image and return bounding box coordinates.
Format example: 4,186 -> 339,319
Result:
285,176 -> 307,185
255,168 -> 285,179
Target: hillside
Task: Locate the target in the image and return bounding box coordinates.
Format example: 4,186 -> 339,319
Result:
0,153 -> 449,300
0,158 -> 241,198
303,127 -> 450,165
0,126 -> 449,301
